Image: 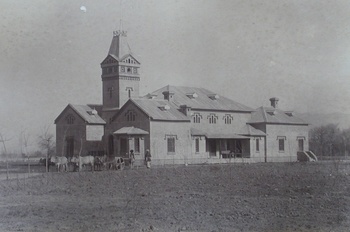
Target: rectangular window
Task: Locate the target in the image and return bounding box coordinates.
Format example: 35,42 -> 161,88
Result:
167,137 -> 175,153
195,138 -> 200,153
279,139 -> 285,152
256,139 -> 259,152
134,138 -> 140,153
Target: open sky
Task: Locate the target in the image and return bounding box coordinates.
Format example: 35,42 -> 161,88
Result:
1,0 -> 350,153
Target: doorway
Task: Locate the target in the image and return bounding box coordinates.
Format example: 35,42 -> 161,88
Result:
208,140 -> 216,157
298,139 -> 304,152
66,136 -> 74,157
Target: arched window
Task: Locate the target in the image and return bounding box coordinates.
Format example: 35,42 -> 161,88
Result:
125,110 -> 136,122
208,114 -> 218,124
65,114 -> 75,124
192,113 -> 202,123
223,114 -> 233,124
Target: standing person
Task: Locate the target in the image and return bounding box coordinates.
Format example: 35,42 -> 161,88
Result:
145,149 -> 151,168
129,149 -> 135,169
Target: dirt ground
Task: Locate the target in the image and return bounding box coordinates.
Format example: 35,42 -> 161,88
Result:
0,161 -> 349,232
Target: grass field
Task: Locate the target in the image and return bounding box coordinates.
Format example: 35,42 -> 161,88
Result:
0,161 -> 349,231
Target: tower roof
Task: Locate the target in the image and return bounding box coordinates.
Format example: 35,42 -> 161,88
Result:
108,30 -> 132,60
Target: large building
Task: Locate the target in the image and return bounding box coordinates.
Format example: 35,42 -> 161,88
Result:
55,30 -> 312,164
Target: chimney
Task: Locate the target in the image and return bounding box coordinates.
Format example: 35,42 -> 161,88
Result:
269,97 -> 279,108
162,90 -> 175,101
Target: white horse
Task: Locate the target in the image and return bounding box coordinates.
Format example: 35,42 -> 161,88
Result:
50,156 -> 68,172
70,155 -> 95,171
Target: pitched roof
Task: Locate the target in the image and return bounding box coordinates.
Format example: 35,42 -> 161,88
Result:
190,128 -> 207,136
248,107 -> 308,125
113,126 -> 149,135
55,104 -> 106,125
145,85 -> 254,112
206,134 -> 250,139
108,33 -> 132,60
130,99 -> 191,122
237,125 -> 266,136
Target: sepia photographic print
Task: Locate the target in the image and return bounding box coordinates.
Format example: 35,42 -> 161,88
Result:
0,1 -> 350,231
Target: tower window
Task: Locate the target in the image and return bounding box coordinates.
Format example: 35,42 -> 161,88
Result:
121,66 -> 125,73
256,139 -> 259,152
126,87 -> 133,98
127,67 -> 132,73
133,68 -> 138,74
108,87 -> 114,99
113,66 -> 118,73
102,68 -> 107,75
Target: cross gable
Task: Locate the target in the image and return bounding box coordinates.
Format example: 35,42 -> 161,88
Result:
101,55 -> 119,65
120,54 -> 140,65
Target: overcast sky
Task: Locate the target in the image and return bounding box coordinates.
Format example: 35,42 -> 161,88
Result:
1,0 -> 350,152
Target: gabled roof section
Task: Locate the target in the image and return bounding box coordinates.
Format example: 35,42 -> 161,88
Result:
132,98 -> 190,122
145,85 -> 254,112
191,128 -> 207,136
101,54 -> 119,64
248,107 -> 308,125
237,125 -> 266,136
120,54 -> 140,65
55,104 -> 106,125
114,98 -> 190,122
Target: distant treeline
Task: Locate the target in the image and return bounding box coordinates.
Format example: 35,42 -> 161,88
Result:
309,124 -> 350,156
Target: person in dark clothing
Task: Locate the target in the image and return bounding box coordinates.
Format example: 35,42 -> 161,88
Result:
145,149 -> 151,168
129,150 -> 135,169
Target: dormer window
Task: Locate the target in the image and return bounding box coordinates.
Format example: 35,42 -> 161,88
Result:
159,104 -> 170,111
146,93 -> 157,99
186,93 -> 198,99
87,109 -> 98,115
208,94 -> 219,100
267,110 -> 276,116
285,111 -> 294,117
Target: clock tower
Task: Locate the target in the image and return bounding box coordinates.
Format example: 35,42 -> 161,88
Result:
100,30 -> 140,122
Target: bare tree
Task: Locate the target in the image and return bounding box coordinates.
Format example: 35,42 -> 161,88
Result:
0,131 -> 11,180
38,125 -> 55,172
309,124 -> 340,156
20,128 -> 31,173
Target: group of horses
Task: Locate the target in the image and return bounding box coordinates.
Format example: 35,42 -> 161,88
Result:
39,155 -> 125,172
